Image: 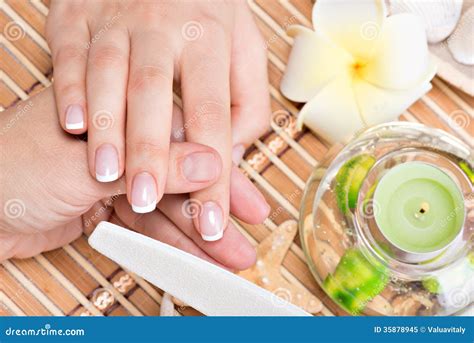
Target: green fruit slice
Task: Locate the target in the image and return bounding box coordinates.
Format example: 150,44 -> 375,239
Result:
422,277 -> 440,294
323,249 -> 389,315
335,154 -> 376,214
459,161 -> 474,185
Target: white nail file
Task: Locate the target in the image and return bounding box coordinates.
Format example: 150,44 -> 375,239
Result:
89,221 -> 311,316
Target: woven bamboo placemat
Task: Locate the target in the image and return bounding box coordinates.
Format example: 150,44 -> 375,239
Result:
1,0 -> 473,317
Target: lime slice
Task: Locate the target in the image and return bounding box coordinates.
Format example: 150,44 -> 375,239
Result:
335,154 -> 376,214
422,277 -> 440,294
323,249 -> 389,314
459,161 -> 473,184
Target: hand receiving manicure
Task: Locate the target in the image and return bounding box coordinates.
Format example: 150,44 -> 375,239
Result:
46,0 -> 271,241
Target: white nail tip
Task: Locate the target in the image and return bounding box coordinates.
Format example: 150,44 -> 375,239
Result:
65,121 -> 84,130
96,171 -> 119,183
132,201 -> 157,214
201,231 -> 224,242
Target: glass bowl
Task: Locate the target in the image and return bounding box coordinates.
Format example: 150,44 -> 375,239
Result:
299,122 -> 473,316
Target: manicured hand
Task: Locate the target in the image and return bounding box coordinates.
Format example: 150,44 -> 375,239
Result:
46,0 -> 271,241
0,89 -> 221,261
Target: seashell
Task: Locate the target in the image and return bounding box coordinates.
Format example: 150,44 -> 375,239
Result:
447,6 -> 474,65
388,0 -> 463,43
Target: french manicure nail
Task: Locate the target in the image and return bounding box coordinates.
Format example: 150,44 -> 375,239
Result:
183,152 -> 219,182
199,201 -> 224,241
65,104 -> 84,130
95,144 -> 119,182
131,172 -> 157,213
232,144 -> 246,165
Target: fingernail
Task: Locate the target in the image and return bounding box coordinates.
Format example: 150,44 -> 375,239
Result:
95,144 -> 119,182
65,104 -> 84,130
183,152 -> 219,182
199,201 -> 224,241
232,144 -> 246,165
131,172 -> 157,213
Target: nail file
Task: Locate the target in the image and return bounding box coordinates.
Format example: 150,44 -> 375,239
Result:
89,221 -> 311,316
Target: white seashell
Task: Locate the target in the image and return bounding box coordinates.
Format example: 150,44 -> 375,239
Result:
388,0 -> 463,43
448,6 -> 474,65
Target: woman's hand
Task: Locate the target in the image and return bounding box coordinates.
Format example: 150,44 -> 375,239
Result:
46,0 -> 271,241
0,88 -> 268,269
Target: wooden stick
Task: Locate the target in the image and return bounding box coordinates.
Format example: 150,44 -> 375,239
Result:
2,260 -> 63,316
62,244 -> 143,316
0,290 -> 26,316
34,255 -> 103,316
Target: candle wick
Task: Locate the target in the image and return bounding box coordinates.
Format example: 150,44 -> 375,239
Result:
419,202 -> 430,215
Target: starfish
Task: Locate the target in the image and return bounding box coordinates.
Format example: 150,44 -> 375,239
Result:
238,220 -> 322,314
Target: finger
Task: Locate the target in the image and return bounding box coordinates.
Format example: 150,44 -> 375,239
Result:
157,194 -> 256,271
126,32 -> 174,213
112,197 -> 221,267
48,17 -> 90,134
162,142 -> 222,193
87,28 -> 129,182
171,103 -> 185,142
230,5 -> 271,147
181,29 -> 232,242
230,166 -> 270,224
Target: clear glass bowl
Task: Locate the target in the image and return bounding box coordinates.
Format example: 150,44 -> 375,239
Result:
299,122 -> 473,316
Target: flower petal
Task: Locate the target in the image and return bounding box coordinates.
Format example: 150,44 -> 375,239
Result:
297,74 -> 365,143
312,0 -> 387,61
363,13 -> 431,90
281,25 -> 353,103
354,79 -> 432,125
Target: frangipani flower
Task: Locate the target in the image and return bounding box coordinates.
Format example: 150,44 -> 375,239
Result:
281,0 -> 437,143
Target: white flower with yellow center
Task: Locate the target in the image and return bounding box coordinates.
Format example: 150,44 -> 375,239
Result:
281,0 -> 437,143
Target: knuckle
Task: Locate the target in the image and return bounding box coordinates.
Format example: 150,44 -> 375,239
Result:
53,44 -> 88,65
127,140 -> 167,159
56,83 -> 84,99
128,65 -> 172,93
89,45 -> 127,69
187,100 -> 228,130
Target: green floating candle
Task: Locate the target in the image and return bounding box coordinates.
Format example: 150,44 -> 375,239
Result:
373,162 -> 465,254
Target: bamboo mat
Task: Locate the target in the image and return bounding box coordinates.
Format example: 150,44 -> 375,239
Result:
0,0 -> 473,317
